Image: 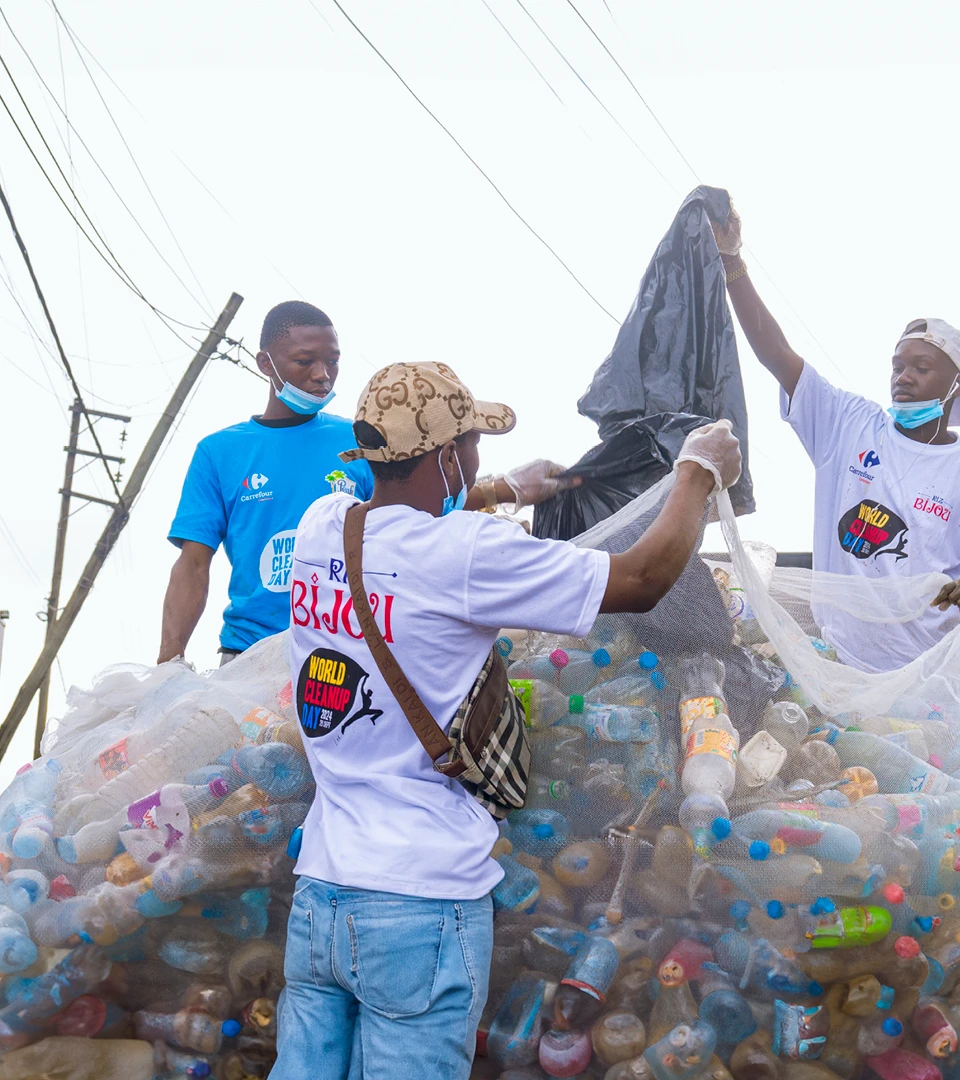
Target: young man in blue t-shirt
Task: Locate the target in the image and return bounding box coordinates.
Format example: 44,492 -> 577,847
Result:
159,301 -> 375,665
160,301 -> 577,665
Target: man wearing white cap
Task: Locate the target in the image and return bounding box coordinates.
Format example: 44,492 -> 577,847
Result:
271,361 -> 741,1080
714,208 -> 960,672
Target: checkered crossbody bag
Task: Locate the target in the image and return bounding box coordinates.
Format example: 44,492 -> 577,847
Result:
343,502 -> 529,819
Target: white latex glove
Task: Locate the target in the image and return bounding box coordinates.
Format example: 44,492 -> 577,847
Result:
712,203 -> 743,257
674,419 -> 742,494
502,459 -> 581,510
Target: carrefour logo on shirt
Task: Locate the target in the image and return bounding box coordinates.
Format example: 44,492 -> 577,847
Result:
241,471 -> 273,503
848,449 -> 881,483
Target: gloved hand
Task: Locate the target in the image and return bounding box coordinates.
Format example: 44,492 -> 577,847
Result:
712,203 -> 743,257
931,578 -> 960,612
502,460 -> 581,510
674,419 -> 742,494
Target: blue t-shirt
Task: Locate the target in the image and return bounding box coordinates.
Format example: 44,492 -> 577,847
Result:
169,414 -> 373,650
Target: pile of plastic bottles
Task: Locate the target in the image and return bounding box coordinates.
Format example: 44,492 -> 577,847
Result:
477,622 -> 960,1080
0,646 -> 309,1080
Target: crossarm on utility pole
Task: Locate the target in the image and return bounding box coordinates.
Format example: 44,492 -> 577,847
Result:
1,292 -> 243,762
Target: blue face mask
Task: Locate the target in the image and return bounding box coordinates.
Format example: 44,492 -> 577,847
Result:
439,452 -> 468,516
887,399 -> 944,429
266,352 -> 336,415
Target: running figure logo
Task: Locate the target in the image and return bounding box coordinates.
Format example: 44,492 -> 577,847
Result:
296,647 -> 382,739
837,501 -> 908,561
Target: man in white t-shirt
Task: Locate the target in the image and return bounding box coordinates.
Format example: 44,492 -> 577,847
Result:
714,207 -> 960,672
271,362 -> 741,1080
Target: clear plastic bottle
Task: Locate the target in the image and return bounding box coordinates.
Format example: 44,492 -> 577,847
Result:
0,944 -> 112,1034
232,743 -> 312,800
678,654 -> 728,742
508,809 -> 569,859
678,791 -> 731,856
0,907 -> 37,974
523,774 -> 570,810
644,1020 -> 718,1080
557,648 -> 612,695
133,1007 -> 232,1054
761,701 -> 810,751
829,730 -> 960,796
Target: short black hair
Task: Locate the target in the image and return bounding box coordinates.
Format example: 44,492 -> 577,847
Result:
361,424 -> 472,484
260,301 -> 333,351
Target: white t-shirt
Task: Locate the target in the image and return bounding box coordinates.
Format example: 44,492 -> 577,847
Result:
782,363 -> 960,671
288,495 -> 610,900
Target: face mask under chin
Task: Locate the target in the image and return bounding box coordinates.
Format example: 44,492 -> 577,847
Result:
265,351 -> 336,416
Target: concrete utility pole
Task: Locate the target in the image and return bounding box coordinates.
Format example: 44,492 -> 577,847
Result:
0,292 -> 243,761
35,400 -> 129,756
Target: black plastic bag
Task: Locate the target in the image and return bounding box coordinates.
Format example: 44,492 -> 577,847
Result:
534,185 -> 754,542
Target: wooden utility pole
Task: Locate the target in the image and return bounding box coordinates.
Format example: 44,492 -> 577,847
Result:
0,292 -> 243,761
34,400 -> 129,756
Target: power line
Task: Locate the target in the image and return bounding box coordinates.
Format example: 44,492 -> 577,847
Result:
323,0 -> 619,324
0,510 -> 44,587
563,0 -> 700,183
0,176 -> 123,504
42,0 -> 214,314
514,0 -> 678,193
0,8 -> 213,317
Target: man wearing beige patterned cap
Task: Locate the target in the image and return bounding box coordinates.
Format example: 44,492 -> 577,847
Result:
271,362 -> 741,1080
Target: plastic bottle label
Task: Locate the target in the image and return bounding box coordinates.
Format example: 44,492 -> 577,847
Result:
239,707 -> 277,743
509,680 -> 533,727
680,696 -> 726,739
98,738 -> 131,780
586,705 -> 617,741
685,728 -> 738,764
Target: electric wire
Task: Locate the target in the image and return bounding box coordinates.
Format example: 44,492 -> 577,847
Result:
0,176 -> 123,504
42,0 -> 215,314
324,0 -> 619,323
514,0 -> 678,193
0,510 -> 44,588
0,8 -> 214,317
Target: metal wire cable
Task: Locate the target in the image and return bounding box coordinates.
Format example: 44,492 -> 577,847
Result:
0,176 -> 123,504
324,0 -> 619,324
514,0 -> 678,193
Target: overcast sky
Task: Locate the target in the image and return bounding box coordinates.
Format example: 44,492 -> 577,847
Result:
1,0 -> 958,785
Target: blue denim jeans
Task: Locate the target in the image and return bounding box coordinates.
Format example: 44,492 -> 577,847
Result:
270,877 -> 493,1080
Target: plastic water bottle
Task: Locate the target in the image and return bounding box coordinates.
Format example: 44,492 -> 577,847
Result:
828,730 -> 960,796
133,1007 -> 235,1054
522,680 -> 583,728
231,743 -> 312,800
491,855 -> 540,913
586,674 -> 657,708
729,808 -> 863,864
486,974 -> 549,1069
579,701 -> 658,743
681,700 -> 740,801
0,907 -> 38,974
67,706 -> 241,828
0,945 -> 112,1033
678,791 -> 731,856
762,701 -> 810,751
644,1020 -> 718,1080
508,808 -> 569,858
556,648 -> 612,695
678,654 -> 728,742
523,774 -> 570,809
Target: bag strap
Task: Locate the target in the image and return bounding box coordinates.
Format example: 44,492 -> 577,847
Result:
343,502 -> 457,768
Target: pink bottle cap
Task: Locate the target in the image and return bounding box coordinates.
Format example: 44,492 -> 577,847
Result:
550,649 -> 570,669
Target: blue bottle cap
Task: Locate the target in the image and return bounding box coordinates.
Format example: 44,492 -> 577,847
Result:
748,840 -> 770,861
592,648 -> 611,668
190,1066 -> 212,1079
221,1019 -> 242,1038
915,916 -> 935,933
651,671 -> 667,691
876,985 -> 896,1010
729,900 -> 751,922
711,817 -> 731,840
639,651 -> 659,670
808,981 -> 823,996
810,897 -> 836,915
496,636 -> 513,658
766,901 -> 785,920
881,1017 -> 903,1037
532,823 -> 555,839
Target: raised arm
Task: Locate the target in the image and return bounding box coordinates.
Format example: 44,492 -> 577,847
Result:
158,541 -> 215,663
601,421 -> 742,613
714,206 -> 805,399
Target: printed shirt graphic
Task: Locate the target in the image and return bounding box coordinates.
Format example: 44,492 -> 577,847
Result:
782,364 -> 960,671
168,415 -> 373,650
289,494 -> 610,900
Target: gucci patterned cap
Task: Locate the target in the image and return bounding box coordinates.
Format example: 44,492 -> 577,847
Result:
338,362 -> 516,463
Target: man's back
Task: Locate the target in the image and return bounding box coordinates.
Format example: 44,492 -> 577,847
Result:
289,493 -> 609,899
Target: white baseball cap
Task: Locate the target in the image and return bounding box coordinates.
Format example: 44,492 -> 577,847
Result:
897,318 -> 960,424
